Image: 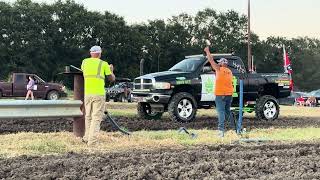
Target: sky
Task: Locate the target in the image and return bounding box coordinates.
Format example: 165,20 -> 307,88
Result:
4,0 -> 320,39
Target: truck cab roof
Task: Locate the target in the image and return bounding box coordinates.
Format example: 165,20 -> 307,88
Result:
183,53 -> 246,74
185,53 -> 235,59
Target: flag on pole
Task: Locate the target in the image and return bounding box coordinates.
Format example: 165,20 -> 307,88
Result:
283,46 -> 294,90
283,46 -> 293,74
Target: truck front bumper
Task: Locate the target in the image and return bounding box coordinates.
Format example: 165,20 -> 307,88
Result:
132,93 -> 171,104
60,92 -> 68,98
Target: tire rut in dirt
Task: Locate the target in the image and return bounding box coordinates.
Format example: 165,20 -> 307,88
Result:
1,116 -> 320,134
1,143 -> 319,179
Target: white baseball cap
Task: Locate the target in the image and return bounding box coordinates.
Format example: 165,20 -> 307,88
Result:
90,46 -> 102,53
217,58 -> 228,64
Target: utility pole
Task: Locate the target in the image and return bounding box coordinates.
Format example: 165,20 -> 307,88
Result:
140,46 -> 148,76
247,0 -> 252,73
157,53 -> 160,72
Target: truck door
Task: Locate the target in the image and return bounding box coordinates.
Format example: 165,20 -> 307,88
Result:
31,75 -> 47,99
199,62 -> 216,102
13,74 -> 28,97
243,74 -> 260,101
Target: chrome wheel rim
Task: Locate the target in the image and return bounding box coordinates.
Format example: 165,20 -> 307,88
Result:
177,99 -> 193,119
50,93 -> 58,100
263,101 -> 277,119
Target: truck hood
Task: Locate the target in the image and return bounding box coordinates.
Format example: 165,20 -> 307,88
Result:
106,88 -> 124,92
137,71 -> 191,81
46,82 -> 63,88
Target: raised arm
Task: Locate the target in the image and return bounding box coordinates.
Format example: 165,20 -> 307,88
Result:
107,64 -> 116,82
204,47 -> 220,71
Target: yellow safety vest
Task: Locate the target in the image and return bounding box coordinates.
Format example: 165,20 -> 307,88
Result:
81,58 -> 112,95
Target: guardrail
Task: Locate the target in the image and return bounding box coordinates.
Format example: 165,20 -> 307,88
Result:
0,68 -> 85,137
0,100 -> 82,119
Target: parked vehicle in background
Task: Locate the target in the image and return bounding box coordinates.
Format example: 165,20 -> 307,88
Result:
279,90 -> 320,106
299,90 -> 320,106
0,73 -> 67,100
105,78 -> 133,102
278,91 -> 308,106
308,90 -> 320,106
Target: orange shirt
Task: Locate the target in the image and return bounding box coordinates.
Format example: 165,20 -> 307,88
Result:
215,67 -> 233,96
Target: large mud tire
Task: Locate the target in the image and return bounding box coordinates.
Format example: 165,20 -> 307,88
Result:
168,92 -> 197,123
137,102 -> 163,120
255,95 -> 280,120
46,90 -> 59,100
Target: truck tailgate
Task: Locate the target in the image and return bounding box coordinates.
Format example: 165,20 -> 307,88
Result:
0,82 -> 13,96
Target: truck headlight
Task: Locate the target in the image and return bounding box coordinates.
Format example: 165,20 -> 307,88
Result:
154,82 -> 171,90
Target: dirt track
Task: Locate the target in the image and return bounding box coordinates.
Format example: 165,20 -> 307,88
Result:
1,115 -> 320,134
1,106 -> 320,179
0,143 -> 319,179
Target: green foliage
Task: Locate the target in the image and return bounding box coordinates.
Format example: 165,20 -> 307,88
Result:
23,140 -> 67,154
0,1 -> 319,91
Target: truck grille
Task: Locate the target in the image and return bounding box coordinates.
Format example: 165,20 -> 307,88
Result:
134,78 -> 154,90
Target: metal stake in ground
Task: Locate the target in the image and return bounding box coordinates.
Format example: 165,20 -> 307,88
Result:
63,65 -> 85,137
73,74 -> 85,137
236,79 -> 244,134
178,127 -> 197,139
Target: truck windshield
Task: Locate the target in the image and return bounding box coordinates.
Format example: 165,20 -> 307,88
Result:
34,75 -> 45,83
169,59 -> 202,72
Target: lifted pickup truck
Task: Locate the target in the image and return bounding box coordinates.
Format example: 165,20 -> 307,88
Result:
0,73 -> 67,100
132,54 -> 292,122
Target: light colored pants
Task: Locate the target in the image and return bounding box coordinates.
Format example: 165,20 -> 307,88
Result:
83,95 -> 105,146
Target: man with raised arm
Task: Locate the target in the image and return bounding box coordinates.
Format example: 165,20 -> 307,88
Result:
204,46 -> 234,137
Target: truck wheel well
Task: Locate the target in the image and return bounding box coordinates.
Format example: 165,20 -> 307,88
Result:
47,89 -> 57,94
260,84 -> 279,98
172,85 -> 195,97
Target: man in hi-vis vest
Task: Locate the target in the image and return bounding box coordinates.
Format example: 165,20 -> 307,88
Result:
81,46 -> 115,146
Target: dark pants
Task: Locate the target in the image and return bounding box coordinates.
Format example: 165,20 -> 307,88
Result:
215,95 -> 234,132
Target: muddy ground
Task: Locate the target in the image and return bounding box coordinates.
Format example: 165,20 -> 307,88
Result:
1,106 -> 320,179
0,143 -> 319,179
0,115 -> 320,134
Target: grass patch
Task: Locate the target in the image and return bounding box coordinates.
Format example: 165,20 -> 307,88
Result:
23,140 -> 66,154
0,133 -> 85,157
107,109 -> 137,117
280,106 -> 320,117
249,128 -> 320,141
1,127 -> 320,158
106,102 -> 319,119
106,102 -> 137,109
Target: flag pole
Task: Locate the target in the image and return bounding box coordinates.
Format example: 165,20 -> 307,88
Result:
283,45 -> 286,73
252,55 -> 254,72
247,0 -> 252,73
283,45 -> 294,91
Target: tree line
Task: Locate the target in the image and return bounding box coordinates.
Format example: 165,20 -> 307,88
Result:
0,0 -> 319,91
